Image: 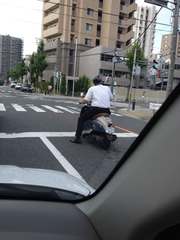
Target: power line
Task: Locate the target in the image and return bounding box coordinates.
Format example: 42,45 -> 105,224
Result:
45,7 -> 163,62
41,0 -> 172,27
134,7 -> 163,44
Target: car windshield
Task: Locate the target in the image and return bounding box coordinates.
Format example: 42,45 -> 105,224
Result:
0,0 -> 177,201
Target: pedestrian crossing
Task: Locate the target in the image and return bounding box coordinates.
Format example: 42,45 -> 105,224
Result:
0,103 -> 122,117
0,103 -> 80,114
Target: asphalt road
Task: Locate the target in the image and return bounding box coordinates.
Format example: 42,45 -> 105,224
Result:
0,86 -> 146,189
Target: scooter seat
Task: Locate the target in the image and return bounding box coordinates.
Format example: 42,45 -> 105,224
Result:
92,113 -> 110,120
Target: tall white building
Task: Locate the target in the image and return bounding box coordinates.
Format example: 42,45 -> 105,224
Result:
134,4 -> 156,59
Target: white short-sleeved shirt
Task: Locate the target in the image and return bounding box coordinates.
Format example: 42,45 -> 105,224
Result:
84,84 -> 113,108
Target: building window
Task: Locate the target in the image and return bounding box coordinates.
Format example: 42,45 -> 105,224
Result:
99,0 -> 103,9
70,34 -> 75,43
116,41 -> 122,48
85,38 -> 92,46
96,39 -> 100,46
72,4 -> 76,17
87,8 -> 94,16
97,24 -> 101,37
101,54 -> 113,62
86,23 -> 93,32
127,25 -> 132,32
98,10 -> 102,23
71,19 -> 75,32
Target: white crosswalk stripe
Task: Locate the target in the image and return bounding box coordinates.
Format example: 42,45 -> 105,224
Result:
55,106 -> 76,114
68,106 -> 80,112
27,104 -> 46,113
0,104 -> 6,111
11,104 -> 27,112
0,103 -> 123,117
41,105 -> 63,113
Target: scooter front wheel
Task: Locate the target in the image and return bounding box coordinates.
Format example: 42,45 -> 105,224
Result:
102,137 -> 111,150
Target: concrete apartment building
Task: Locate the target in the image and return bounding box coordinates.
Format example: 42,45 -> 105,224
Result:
134,4 -> 156,59
160,32 -> 180,60
79,46 -> 129,86
42,0 -> 137,81
0,35 -> 23,83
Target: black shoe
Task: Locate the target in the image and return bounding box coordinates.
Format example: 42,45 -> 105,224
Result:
70,138 -> 82,144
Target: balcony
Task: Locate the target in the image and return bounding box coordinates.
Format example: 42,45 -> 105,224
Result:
120,2 -> 137,14
43,14 -> 58,26
44,39 -> 58,51
119,18 -> 136,28
43,25 -> 59,38
117,31 -> 134,42
44,0 -> 59,12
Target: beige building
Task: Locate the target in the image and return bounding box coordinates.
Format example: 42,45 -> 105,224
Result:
160,32 -> 180,60
42,0 -> 137,81
134,4 -> 156,60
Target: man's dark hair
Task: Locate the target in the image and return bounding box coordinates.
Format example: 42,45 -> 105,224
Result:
93,76 -> 102,85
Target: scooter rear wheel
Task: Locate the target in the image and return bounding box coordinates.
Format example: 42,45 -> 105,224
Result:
102,137 -> 111,150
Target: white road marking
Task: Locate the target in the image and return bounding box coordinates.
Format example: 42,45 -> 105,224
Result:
68,106 -> 80,112
27,104 -> 46,113
40,136 -> 88,183
55,106 -> 76,114
0,104 -> 6,111
11,104 -> 27,112
41,105 -> 63,113
0,132 -> 138,139
112,113 -> 122,117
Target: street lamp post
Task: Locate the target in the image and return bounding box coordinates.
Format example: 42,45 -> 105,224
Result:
72,37 -> 78,97
166,0 -> 180,97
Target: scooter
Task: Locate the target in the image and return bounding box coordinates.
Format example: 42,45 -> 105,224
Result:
82,112 -> 117,149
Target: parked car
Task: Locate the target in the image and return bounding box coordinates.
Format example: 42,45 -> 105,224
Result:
15,83 -> 22,90
21,84 -> 34,93
10,82 -> 16,88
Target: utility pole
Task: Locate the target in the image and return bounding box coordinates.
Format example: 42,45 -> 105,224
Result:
128,47 -> 137,110
111,49 -> 119,95
72,37 -> 78,97
166,0 -> 180,97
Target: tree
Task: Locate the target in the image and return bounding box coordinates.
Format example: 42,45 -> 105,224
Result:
60,74 -> 66,95
18,59 -> 28,82
28,40 -> 48,90
126,43 -> 145,101
35,40 -> 48,81
28,53 -> 36,86
75,75 -> 91,95
8,59 -> 27,82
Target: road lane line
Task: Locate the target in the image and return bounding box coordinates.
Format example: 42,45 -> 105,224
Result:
111,113 -> 122,117
40,136 -> 93,187
0,132 -> 138,138
27,104 -> 46,113
0,104 -> 6,111
114,125 -> 137,134
11,104 -> 27,112
55,106 -> 76,114
41,105 -> 63,113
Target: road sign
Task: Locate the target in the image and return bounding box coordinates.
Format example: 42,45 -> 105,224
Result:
144,0 -> 168,7
149,102 -> 162,111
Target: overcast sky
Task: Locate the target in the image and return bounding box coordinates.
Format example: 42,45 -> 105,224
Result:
0,0 -> 172,55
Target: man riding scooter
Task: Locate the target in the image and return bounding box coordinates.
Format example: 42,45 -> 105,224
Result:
70,76 -> 113,144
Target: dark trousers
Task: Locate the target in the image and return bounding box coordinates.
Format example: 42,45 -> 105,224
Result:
75,106 -> 111,138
